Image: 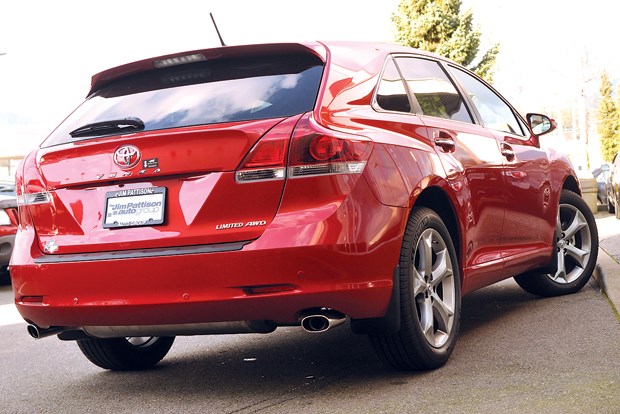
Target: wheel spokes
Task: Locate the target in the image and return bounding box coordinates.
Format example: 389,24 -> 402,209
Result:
551,203 -> 592,285
431,249 -> 452,287
431,292 -> 454,331
562,210 -> 587,241
552,248 -> 567,282
412,268 -> 427,297
419,296 -> 435,343
565,244 -> 588,268
418,232 -> 434,278
412,228 -> 456,349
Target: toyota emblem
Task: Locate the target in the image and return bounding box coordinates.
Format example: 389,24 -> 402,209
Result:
114,145 -> 141,168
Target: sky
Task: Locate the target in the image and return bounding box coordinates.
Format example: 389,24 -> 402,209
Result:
0,0 -> 617,158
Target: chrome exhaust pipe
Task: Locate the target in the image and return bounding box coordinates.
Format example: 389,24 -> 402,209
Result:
27,324 -> 64,339
301,310 -> 346,333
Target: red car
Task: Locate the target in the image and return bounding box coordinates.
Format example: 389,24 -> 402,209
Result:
11,42 -> 598,371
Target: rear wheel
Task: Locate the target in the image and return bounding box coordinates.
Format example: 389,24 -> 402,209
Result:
370,207 -> 461,371
514,190 -> 598,296
77,336 -> 175,370
608,196 -> 615,214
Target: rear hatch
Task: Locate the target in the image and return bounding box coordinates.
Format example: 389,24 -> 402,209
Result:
21,46 -> 325,255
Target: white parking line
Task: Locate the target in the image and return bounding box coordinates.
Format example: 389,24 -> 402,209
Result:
0,304 -> 24,326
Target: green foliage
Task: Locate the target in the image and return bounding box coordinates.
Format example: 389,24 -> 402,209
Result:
392,0 -> 499,82
598,71 -> 619,162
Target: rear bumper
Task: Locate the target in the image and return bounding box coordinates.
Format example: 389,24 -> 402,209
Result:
11,179 -> 406,329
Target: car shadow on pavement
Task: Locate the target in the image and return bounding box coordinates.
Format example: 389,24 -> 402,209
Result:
56,280 -> 574,412
460,278 -> 542,335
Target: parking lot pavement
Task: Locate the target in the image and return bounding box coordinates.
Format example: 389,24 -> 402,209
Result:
594,211 -> 620,316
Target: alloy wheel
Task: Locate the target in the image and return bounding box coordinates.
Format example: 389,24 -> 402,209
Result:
411,228 -> 456,348
552,203 -> 592,284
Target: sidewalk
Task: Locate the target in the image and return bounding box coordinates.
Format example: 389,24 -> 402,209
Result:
593,211 -> 620,316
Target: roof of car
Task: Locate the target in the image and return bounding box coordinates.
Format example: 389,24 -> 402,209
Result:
88,41 -> 446,96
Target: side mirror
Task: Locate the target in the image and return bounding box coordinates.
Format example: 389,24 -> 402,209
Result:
526,113 -> 557,136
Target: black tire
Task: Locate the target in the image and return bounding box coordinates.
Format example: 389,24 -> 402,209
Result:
77,336 -> 175,370
608,196 -> 615,214
514,190 -> 598,297
370,207 -> 461,371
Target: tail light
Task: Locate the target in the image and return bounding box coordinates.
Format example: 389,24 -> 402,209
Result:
236,113 -> 373,182
235,116 -> 302,183
288,114 -> 373,178
15,152 -> 51,228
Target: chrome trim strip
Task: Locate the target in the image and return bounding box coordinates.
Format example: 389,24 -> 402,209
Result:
34,241 -> 250,264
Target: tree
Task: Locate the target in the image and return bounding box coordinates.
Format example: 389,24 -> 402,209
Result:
598,71 -> 618,162
392,0 -> 499,82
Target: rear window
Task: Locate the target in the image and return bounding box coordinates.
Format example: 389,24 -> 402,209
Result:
42,53 -> 324,147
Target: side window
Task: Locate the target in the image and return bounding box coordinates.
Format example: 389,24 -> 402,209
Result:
375,58 -> 411,113
448,66 -> 525,136
395,57 -> 472,123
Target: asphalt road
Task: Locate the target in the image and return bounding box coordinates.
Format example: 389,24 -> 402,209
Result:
1,274 -> 619,414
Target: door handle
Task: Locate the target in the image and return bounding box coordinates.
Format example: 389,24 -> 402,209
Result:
433,131 -> 456,152
501,144 -> 515,161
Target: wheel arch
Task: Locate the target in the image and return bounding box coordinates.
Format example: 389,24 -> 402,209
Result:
351,183 -> 463,336
562,174 -> 581,196
412,186 -> 462,276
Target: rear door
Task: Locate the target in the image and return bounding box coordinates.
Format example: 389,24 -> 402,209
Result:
393,56 -> 507,291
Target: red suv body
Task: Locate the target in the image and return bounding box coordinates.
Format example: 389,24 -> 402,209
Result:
11,42 -> 598,371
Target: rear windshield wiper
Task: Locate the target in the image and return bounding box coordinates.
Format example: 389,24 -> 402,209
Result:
69,117 -> 145,138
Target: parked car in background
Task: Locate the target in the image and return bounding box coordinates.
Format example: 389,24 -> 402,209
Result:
10,41 -> 599,372
592,164 -> 609,209
607,155 -> 620,217
0,180 -> 16,196
0,194 -> 18,284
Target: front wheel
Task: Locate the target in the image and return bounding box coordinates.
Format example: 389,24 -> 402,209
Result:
370,207 -> 461,371
514,190 -> 598,296
77,336 -> 175,370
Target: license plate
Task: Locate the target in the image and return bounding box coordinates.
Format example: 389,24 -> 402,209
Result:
103,187 -> 166,229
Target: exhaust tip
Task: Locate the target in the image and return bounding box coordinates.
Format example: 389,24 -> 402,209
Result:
301,315 -> 330,333
27,324 -> 41,339
301,310 -> 347,333
27,324 -> 63,339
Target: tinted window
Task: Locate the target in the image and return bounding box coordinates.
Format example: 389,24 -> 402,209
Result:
395,57 -> 472,123
375,58 -> 411,113
448,66 -> 525,136
43,54 -> 324,147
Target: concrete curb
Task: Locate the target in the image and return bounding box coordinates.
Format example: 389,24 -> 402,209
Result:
593,247 -> 620,317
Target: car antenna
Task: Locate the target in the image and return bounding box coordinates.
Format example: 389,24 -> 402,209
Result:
210,13 -> 226,47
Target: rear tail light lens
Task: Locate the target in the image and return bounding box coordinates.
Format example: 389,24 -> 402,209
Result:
16,192 -> 52,206
309,136 -> 344,161
235,116 -> 302,183
15,152 -> 51,228
235,139 -> 287,182
288,114 -> 373,178
236,113 -> 373,182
